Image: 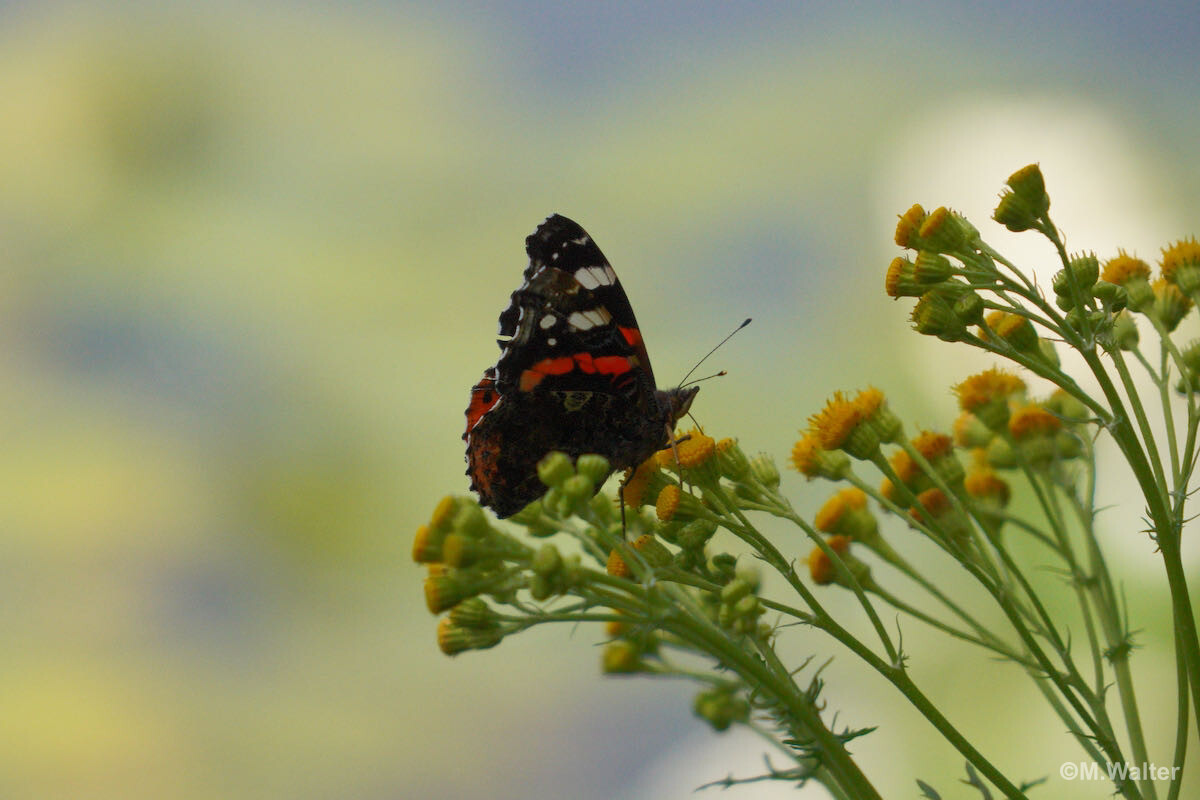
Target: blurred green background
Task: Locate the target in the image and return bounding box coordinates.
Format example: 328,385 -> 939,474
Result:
2,2 -> 1198,798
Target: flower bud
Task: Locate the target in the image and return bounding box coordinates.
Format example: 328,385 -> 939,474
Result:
602,640 -> 645,674
448,597 -> 500,629
749,452 -> 781,488
714,438 -> 751,481
678,519 -> 718,550
912,289 -> 967,341
575,454 -> 611,486
1091,281 -> 1127,312
437,617 -> 503,656
1151,279 -> 1193,332
531,543 -> 563,578
693,687 -> 750,731
537,451 -> 575,489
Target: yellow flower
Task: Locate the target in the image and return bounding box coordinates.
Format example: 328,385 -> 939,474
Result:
894,203 -> 927,249
607,547 -> 632,579
964,468 -> 1011,507
656,484 -> 681,522
620,458 -> 659,509
954,367 -> 1026,412
656,429 -> 716,470
910,487 -> 952,525
807,535 -> 851,586
1102,250 -> 1152,285
981,310 -> 1039,352
1151,278 -> 1194,331
912,430 -> 953,461
813,488 -> 861,532
809,392 -> 878,459
1008,405 -> 1062,440
1159,236 -> 1200,292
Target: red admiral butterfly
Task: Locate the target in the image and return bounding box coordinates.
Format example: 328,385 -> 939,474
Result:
464,214 -> 698,518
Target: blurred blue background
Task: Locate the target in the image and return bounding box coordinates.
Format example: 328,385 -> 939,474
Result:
1,2 -> 1197,798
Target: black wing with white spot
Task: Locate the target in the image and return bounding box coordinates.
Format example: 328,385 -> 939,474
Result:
492,214 -> 656,394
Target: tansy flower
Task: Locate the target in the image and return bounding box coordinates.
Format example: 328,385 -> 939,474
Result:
1151,278 -> 1193,332
656,484 -> 681,522
911,429 -> 964,487
894,203 -> 927,249
981,311 -> 1039,353
814,487 -> 868,533
1160,236 -> 1200,294
917,206 -> 968,253
953,411 -> 993,449
1102,250 -> 1152,284
1008,405 -> 1062,440
714,437 -> 750,480
656,429 -> 716,470
965,468 -> 1011,508
607,547 -> 632,579
886,256 -> 927,298
809,392 -> 879,459
790,432 -> 851,480
808,535 -> 851,585
1102,250 -> 1154,311
620,458 -> 659,509
911,430 -> 953,461
854,386 -> 902,443
430,495 -> 458,531
607,534 -> 672,579
412,523 -> 442,564
954,367 -> 1026,431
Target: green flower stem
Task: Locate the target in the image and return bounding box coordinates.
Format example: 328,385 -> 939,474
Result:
1167,631 -> 1190,800
1076,344 -> 1200,727
1010,452 -> 1104,675
660,596 -> 883,799
741,501 -> 1027,797
865,581 -> 1033,665
1061,439 -> 1159,800
1107,347 -> 1171,498
707,484 -> 902,666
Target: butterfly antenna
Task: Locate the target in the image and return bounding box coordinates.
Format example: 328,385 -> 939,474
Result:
678,318 -> 751,387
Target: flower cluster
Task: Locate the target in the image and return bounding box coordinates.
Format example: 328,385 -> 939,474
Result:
417,165 -> 1200,800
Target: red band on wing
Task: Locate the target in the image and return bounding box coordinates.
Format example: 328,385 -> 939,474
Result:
465,374 -> 499,435
519,352 -> 638,392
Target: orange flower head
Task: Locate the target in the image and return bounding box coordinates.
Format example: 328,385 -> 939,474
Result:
656,484 -> 681,522
965,469 -> 1011,507
620,458 -> 659,509
912,430 -> 954,461
1008,405 -> 1062,440
1102,250 -> 1152,285
1159,236 -> 1200,291
656,429 -> 716,470
953,368 -> 1026,412
895,203 -> 927,248
808,535 -> 851,585
814,487 -> 867,533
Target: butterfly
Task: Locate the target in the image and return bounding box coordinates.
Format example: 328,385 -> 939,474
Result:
464,214 -> 698,517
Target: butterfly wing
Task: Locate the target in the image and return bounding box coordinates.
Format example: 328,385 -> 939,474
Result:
464,214 -> 673,517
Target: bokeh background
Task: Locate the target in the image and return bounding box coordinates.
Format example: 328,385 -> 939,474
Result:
2,2 -> 1198,798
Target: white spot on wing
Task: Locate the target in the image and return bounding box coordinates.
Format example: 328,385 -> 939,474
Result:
567,307 -> 612,331
540,314 -> 556,329
574,267 -> 599,290
574,265 -> 615,289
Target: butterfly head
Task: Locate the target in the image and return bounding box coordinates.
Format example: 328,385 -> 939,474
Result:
660,385 -> 700,429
